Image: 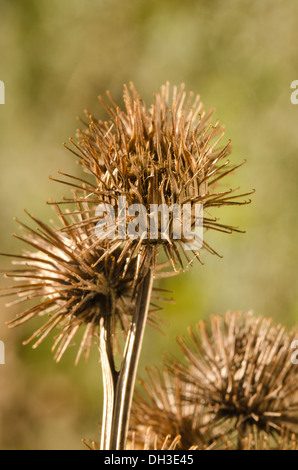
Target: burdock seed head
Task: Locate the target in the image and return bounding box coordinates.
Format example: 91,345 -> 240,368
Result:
130,366 -> 219,450
1,206 -> 156,364
168,311 -> 298,446
57,82 -> 252,273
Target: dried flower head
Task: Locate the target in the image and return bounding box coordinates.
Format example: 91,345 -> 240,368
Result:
1,207 -> 159,364
57,82 -> 252,273
130,367 -> 221,450
169,311 -> 298,447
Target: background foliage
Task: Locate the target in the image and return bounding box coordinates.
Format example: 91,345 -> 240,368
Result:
0,0 -> 297,449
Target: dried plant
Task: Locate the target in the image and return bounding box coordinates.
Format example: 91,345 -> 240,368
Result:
51,83 -> 250,450
130,367 -> 220,450
168,311 -> 298,448
1,207 -> 157,364
2,83 -> 256,451
57,82 -> 252,273
2,205 -> 160,450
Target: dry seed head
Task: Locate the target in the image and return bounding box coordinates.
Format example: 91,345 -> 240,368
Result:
1,207 -> 158,364
169,311 -> 298,443
58,82 -> 252,273
130,367 -> 221,450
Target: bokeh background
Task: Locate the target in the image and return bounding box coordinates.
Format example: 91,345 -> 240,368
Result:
0,0 -> 297,449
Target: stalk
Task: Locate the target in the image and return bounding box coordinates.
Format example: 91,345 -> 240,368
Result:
110,261 -> 154,449
99,315 -> 117,450
99,248 -> 155,450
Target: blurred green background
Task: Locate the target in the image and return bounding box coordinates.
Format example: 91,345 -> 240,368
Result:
0,0 -> 297,449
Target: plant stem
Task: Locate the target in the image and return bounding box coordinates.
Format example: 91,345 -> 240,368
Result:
99,316 -> 117,449
99,248 -> 155,450
110,261 -> 154,449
